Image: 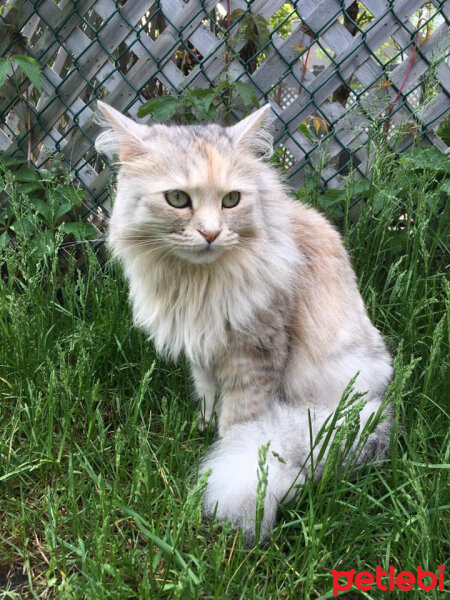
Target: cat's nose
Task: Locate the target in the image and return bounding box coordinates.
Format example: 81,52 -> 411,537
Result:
199,229 -> 220,244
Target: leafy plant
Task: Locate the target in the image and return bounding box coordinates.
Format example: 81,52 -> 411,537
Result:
298,115 -> 330,142
401,145 -> 450,175
0,51 -> 43,165
227,8 -> 272,73
0,155 -> 100,262
231,9 -> 270,50
298,144 -> 449,269
137,80 -> 259,123
0,54 -> 43,92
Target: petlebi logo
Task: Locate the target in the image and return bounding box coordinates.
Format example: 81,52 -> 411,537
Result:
331,564 -> 445,596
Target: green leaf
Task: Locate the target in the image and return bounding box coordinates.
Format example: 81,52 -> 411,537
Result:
0,57 -> 11,87
0,154 -> 27,168
0,230 -> 10,249
350,181 -> 371,198
373,190 -> 388,214
436,116 -> 450,146
31,198 -> 52,223
230,9 -> 244,22
252,13 -> 270,47
402,147 -> 450,174
44,185 -> 80,224
237,13 -> 270,48
187,88 -> 216,100
11,55 -> 43,92
16,183 -> 45,196
319,189 -> 344,203
32,229 -> 57,259
186,89 -> 218,119
187,88 -> 216,103
298,121 -> 314,142
440,179 -> 450,196
51,184 -> 83,219
6,202 -> 15,219
10,217 -> 36,236
317,193 -> 344,218
37,168 -> 51,180
234,81 -> 259,107
14,166 -> 42,183
137,96 -> 181,121
55,200 -> 73,221
215,80 -> 230,93
61,222 -> 99,242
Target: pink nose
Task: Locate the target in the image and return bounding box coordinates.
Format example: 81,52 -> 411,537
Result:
199,229 -> 220,244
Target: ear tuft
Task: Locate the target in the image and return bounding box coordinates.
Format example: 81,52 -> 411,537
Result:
229,104 -> 273,157
95,101 -> 150,162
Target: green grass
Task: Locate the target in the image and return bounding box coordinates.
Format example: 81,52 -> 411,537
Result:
0,149 -> 449,599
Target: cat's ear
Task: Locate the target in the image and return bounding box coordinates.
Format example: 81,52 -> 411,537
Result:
229,104 -> 273,157
95,101 -> 149,162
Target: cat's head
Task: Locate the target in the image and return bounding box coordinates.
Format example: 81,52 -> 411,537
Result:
95,101 -> 275,265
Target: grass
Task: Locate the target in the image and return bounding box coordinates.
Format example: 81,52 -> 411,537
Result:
0,147 -> 449,599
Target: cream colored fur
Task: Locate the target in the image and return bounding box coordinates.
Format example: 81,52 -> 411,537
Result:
96,101 -> 393,543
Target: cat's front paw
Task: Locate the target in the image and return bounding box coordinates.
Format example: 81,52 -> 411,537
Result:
199,435 -> 279,544
201,464 -> 277,545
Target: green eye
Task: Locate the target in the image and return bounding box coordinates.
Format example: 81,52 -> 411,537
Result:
222,191 -> 241,209
165,190 -> 191,208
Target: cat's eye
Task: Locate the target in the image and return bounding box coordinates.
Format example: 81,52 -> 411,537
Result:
165,190 -> 191,209
222,191 -> 241,209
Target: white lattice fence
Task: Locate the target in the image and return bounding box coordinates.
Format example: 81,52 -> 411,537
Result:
0,0 -> 449,209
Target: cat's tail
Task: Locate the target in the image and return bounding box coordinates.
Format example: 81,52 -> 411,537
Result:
199,400 -> 391,543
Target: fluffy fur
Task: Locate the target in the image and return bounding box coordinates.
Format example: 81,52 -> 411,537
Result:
96,101 -> 393,543
200,399 -> 392,542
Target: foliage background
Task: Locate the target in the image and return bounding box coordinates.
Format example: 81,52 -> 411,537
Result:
0,0 -> 449,212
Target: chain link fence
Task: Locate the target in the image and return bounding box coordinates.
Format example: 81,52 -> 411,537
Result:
0,0 -> 449,215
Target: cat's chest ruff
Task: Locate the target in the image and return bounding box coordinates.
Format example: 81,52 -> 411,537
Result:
127,260 -> 269,365
126,233 -> 300,365
152,282 -> 230,363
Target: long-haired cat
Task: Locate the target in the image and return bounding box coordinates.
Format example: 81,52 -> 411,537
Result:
96,101 -> 393,542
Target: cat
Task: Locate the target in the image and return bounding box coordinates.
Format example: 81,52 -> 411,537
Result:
95,101 -> 393,543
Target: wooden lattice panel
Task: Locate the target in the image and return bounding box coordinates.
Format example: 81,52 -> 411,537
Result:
0,0 -> 449,208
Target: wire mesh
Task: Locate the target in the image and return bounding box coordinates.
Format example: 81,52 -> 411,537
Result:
0,0 -> 449,214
